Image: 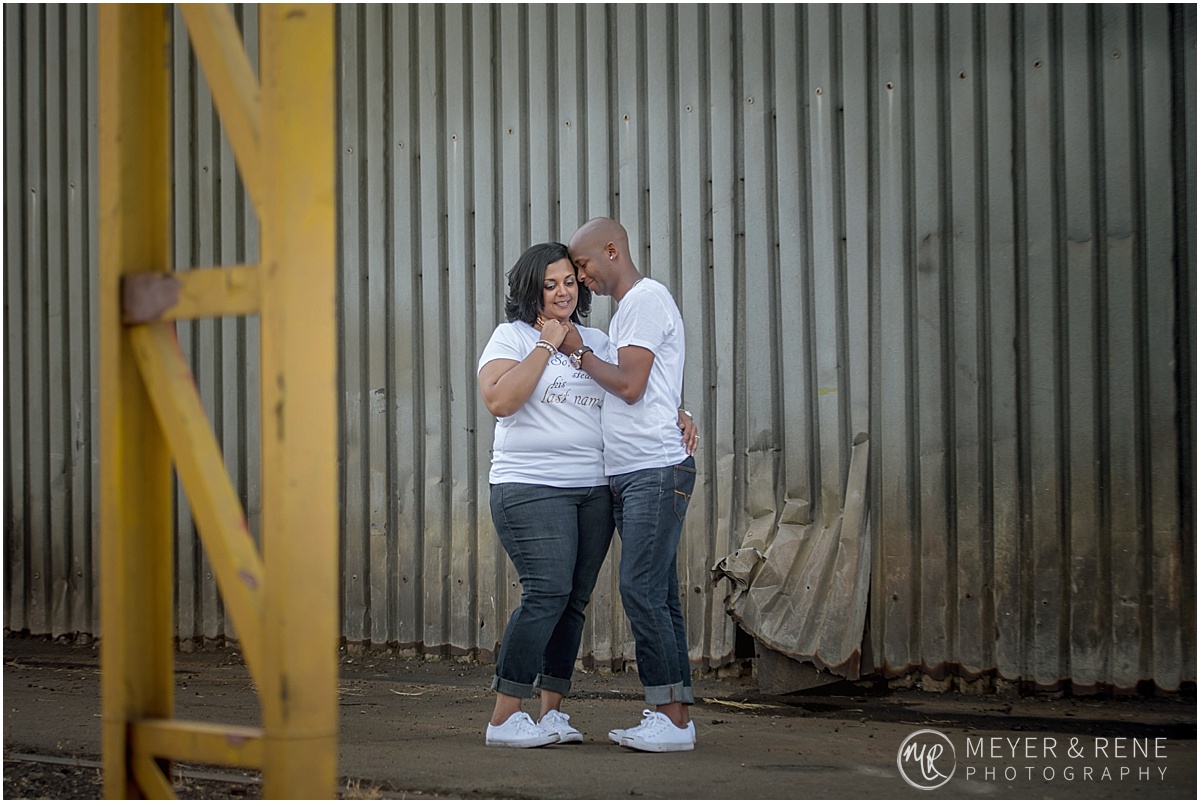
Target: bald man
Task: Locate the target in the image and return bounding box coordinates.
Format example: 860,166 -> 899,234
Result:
557,217 -> 699,753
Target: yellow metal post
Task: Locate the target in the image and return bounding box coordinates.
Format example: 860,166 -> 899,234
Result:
98,5 -> 175,799
98,3 -> 337,798
258,6 -> 338,797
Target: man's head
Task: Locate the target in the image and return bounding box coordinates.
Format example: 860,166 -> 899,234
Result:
567,217 -> 638,299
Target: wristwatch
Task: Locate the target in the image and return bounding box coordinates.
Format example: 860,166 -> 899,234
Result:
569,345 -> 593,369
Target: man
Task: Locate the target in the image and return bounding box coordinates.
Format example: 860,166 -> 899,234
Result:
557,217 -> 699,752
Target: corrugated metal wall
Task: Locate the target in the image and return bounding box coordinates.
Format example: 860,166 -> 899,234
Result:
4,4 -> 100,640
4,4 -> 1195,691
855,3 -> 1197,692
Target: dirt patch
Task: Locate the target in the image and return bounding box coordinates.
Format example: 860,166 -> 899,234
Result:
3,752 -> 260,800
4,634 -> 1195,800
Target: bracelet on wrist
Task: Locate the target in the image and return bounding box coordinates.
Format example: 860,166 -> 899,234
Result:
533,340 -> 556,357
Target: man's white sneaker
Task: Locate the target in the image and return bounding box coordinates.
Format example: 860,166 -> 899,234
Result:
610,707 -> 659,743
619,710 -> 695,752
485,711 -> 560,748
611,709 -> 654,744
538,710 -> 583,744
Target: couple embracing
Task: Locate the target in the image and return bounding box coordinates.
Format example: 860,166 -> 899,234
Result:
476,217 -> 700,753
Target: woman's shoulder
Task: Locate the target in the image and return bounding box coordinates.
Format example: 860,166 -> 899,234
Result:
487,319 -> 535,340
480,320 -> 535,362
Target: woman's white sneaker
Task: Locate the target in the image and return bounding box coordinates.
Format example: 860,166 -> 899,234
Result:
485,711 -> 560,748
538,710 -> 583,744
618,710 -> 696,752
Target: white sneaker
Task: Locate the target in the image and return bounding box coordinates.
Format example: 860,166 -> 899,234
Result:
610,709 -> 652,744
485,711 -> 560,748
538,710 -> 583,744
618,709 -> 696,753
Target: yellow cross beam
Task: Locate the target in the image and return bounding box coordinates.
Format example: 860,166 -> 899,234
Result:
99,4 -> 337,798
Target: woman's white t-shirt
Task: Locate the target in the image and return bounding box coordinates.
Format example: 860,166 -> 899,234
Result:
478,320 -> 612,487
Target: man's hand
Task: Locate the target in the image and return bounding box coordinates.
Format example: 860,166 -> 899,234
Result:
558,324 -> 584,355
677,409 -> 699,456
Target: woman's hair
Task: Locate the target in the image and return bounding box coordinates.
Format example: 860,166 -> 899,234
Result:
503,241 -> 592,325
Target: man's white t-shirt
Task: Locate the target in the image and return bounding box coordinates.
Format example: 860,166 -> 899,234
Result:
602,278 -> 689,476
478,320 -> 611,487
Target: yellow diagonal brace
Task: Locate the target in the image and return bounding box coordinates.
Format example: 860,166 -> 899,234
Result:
178,3 -> 263,209
133,720 -> 265,769
129,322 -> 267,684
132,754 -> 176,800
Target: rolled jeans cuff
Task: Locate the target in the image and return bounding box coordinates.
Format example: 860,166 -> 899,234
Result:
643,680 -> 691,706
533,673 -> 572,696
491,675 -> 534,699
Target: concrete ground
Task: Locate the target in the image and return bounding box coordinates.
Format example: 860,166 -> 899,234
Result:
2,634 -> 1195,799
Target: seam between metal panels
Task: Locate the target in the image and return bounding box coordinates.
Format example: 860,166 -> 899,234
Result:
865,1 -> 883,667
697,4 -> 720,659
973,2 -> 997,677
1090,2 -> 1116,686
1168,2 -> 1198,683
406,4 -> 427,645
900,3 -> 920,667
333,1 -> 348,637
761,5 -> 784,529
1011,1 -> 1031,683
356,3 -> 373,638
830,2 -> 852,513
436,4 -> 453,648
380,2 -> 399,646
1049,3 -> 1071,683
1129,3 -> 1153,682
667,5 -> 682,298
463,4 -> 481,653
936,3 -> 959,669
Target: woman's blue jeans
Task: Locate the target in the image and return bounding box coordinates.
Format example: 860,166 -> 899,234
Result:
610,456 -> 697,705
489,483 -> 614,698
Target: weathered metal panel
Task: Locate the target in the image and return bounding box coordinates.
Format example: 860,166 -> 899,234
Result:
1140,4 -> 1186,692
469,4 -> 504,662
946,3 -> 988,678
1060,2 -> 1103,689
704,3 -> 744,667
982,3 -> 1023,684
337,0 -> 369,646
3,4 -> 1195,692
4,4 -> 28,634
874,2 -> 919,675
1176,0 -> 1198,698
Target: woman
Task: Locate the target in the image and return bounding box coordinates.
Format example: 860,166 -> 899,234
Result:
476,242 -> 615,747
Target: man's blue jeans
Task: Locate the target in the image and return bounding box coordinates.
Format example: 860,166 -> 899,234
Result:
610,456 -> 697,705
489,483 -> 614,698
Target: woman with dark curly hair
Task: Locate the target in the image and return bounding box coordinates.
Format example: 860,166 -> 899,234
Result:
476,241 -> 615,748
